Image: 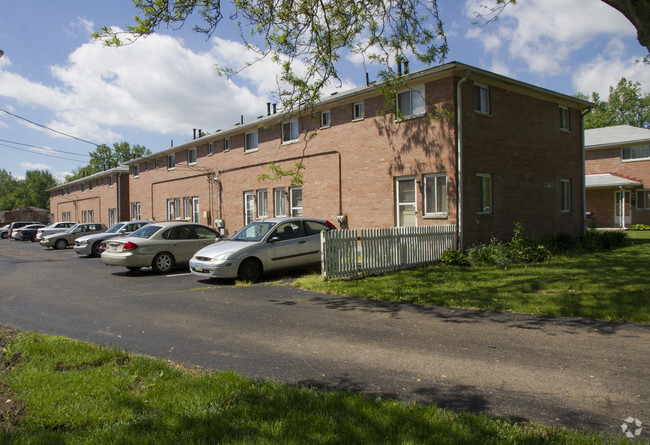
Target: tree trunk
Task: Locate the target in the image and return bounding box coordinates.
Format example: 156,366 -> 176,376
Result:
601,0 -> 650,53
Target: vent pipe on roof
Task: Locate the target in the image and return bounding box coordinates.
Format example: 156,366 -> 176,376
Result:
267,102 -> 271,116
240,115 -> 244,125
171,140 -> 174,147
273,103 -> 277,114
193,128 -> 197,140
366,72 -> 369,86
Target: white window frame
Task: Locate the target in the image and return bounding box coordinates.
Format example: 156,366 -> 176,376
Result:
207,142 -> 214,155
559,106 -> 570,131
168,153 -> 176,170
320,110 -> 331,128
108,176 -> 113,187
477,173 -> 492,215
133,164 -> 139,178
424,173 -> 448,216
131,202 -> 141,220
257,189 -> 268,218
637,190 -> 650,210
274,188 -> 286,217
474,84 -> 490,114
224,138 -> 230,152
396,85 -> 425,119
167,199 -> 174,220
183,197 -> 192,220
192,196 -> 200,223
561,179 -> 571,213
81,210 -> 87,223
244,191 -> 255,224
188,147 -> 197,165
245,131 -> 258,152
353,101 -> 365,120
282,120 -> 299,143
174,198 -> 181,219
290,187 -> 303,217
88,210 -> 95,223
622,145 -> 650,161
108,208 -> 116,227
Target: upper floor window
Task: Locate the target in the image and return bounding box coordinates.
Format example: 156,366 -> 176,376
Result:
224,138 -> 230,152
622,144 -> 650,161
397,85 -> 425,118
320,110 -> 330,128
207,142 -> 214,155
474,84 -> 489,114
108,176 -> 113,187
353,102 -> 365,120
168,153 -> 176,169
188,147 -> 197,165
559,106 -> 570,131
133,164 -> 139,178
282,120 -> 299,143
245,131 -> 258,152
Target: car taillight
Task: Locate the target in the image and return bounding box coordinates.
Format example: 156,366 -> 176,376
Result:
325,221 -> 337,229
122,241 -> 139,251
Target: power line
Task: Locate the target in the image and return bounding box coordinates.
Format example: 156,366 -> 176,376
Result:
0,142 -> 89,163
0,108 -> 100,146
0,139 -> 90,158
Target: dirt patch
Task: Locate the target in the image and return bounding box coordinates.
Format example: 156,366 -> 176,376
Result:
0,327 -> 27,431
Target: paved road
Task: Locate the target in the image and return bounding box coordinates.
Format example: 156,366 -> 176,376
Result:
1,240 -> 648,438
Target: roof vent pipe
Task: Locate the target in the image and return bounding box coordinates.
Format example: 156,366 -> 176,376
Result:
366,72 -> 370,86
240,115 -> 244,125
193,128 -> 197,140
267,102 -> 271,116
273,103 -> 277,114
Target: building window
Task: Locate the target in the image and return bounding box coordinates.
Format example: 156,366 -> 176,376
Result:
144,161 -> 148,171
108,208 -> 116,227
188,147 -> 197,165
167,199 -> 174,220
320,110 -> 330,128
244,191 -> 255,224
257,189 -> 268,218
224,138 -> 230,152
108,176 -> 113,187
168,153 -> 176,169
474,84 -> 490,114
477,173 -> 492,214
192,197 -> 199,223
81,210 -> 87,223
133,164 -> 139,178
559,106 -> 570,131
290,187 -> 303,216
81,183 -> 85,193
424,174 -> 448,216
397,85 -> 425,118
131,202 -> 141,220
174,198 -> 181,219
353,102 -> 365,120
245,132 -> 258,152
184,197 -> 192,220
274,188 -> 286,217
637,190 -> 650,209
282,120 -> 299,143
561,179 -> 571,212
154,158 -> 159,169
88,210 -> 95,223
622,145 -> 650,161
207,142 -> 214,155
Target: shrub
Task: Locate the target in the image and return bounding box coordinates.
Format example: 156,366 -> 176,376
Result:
579,230 -> 628,251
440,249 -> 469,266
541,232 -> 576,253
467,237 -> 513,267
629,224 -> 650,231
508,221 -> 551,263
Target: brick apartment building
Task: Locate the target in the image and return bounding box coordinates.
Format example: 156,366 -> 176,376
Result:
50,61 -> 591,248
585,125 -> 650,228
48,166 -> 130,225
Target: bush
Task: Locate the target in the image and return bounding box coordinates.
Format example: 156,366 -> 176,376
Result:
467,237 -> 513,267
541,232 -> 576,253
508,221 -> 551,263
629,224 -> 650,231
440,249 -> 469,266
579,230 -> 628,251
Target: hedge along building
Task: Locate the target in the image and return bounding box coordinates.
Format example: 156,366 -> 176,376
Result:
121,61 -> 591,248
48,165 -> 130,225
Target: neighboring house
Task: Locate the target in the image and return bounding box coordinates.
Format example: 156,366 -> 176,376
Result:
585,125 -> 650,228
2,206 -> 50,223
47,166 -> 130,226
51,61 -> 590,248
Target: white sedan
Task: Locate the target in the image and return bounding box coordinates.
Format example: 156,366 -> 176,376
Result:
101,221 -> 220,274
189,217 -> 336,282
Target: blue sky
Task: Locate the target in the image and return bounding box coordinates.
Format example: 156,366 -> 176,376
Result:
0,0 -> 647,181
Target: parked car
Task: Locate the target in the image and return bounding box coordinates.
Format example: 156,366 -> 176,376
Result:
7,221 -> 42,239
36,222 -> 77,240
11,223 -> 46,241
74,220 -> 153,257
0,224 -> 10,239
40,223 -> 108,250
189,217 -> 336,282
101,221 -> 220,274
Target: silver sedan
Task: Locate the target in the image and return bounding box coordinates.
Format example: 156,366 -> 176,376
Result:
189,217 -> 336,282
101,221 -> 220,274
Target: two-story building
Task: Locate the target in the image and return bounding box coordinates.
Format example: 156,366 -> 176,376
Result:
585,125 -> 650,228
47,166 -> 130,225
117,61 -> 589,248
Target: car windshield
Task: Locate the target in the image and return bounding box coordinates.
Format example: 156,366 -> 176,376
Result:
105,223 -> 126,234
231,221 -> 275,242
64,225 -> 80,233
129,225 -> 161,239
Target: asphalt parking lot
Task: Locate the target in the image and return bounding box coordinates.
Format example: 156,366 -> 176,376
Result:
1,238 -> 649,438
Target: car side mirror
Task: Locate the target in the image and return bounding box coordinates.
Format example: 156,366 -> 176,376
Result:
269,236 -> 280,243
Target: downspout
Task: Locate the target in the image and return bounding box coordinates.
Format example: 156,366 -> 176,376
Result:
581,108 -> 591,235
456,70 -> 471,250
117,173 -> 122,221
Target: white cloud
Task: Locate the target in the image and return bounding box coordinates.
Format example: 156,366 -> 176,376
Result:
19,161 -> 51,171
575,54 -> 650,97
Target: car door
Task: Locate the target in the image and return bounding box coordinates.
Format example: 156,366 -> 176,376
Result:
162,225 -> 216,264
264,221 -> 311,272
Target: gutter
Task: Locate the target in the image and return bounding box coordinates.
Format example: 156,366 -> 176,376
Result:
456,70 -> 471,250
581,108 -> 591,235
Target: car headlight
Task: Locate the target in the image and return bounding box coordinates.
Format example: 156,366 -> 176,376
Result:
78,240 -> 88,245
209,251 -> 234,261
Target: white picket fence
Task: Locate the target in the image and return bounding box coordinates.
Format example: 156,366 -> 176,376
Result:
321,225 -> 457,279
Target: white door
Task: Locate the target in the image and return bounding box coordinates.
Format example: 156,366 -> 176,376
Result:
614,191 -> 631,228
244,191 -> 255,225
192,197 -> 200,223
396,178 -> 417,227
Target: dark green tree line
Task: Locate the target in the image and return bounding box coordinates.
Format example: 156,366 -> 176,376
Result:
577,77 -> 650,129
0,169 -> 57,211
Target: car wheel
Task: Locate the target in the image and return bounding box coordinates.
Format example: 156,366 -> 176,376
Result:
54,239 -> 67,250
91,242 -> 102,258
1,233 -> 7,239
152,252 -> 175,274
238,258 -> 262,282
126,267 -> 141,272
31,235 -> 37,242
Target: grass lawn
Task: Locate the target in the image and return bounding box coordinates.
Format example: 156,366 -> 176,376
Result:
293,231 -> 650,323
0,328 -> 627,444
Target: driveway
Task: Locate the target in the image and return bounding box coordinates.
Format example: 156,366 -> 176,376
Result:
0,240 -> 648,438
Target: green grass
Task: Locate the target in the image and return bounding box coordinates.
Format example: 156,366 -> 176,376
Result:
0,329 -> 628,444
294,232 -> 650,323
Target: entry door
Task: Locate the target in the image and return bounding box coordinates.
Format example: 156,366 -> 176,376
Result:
244,191 -> 255,225
615,191 -> 631,228
192,197 -> 200,223
396,177 -> 417,227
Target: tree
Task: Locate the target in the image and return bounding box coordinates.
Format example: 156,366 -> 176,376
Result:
578,77 -> 650,129
0,169 -> 19,211
0,169 -> 57,211
66,141 -> 151,182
